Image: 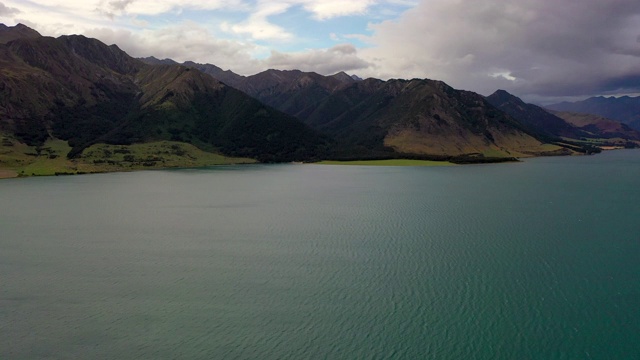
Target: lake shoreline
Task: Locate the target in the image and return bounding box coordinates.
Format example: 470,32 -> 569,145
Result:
3,149 -> 639,359
2,148 -> 635,180
0,170 -> 18,179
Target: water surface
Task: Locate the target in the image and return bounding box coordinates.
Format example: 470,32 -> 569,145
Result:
1,151 -> 639,359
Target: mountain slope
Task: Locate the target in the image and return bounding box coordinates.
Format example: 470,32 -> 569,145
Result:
191,68 -> 561,159
486,90 -> 587,139
139,56 -> 179,65
181,60 -> 246,89
165,63 -> 359,120
487,90 -> 639,150
549,111 -> 640,146
0,23 -> 41,44
190,69 -> 571,159
0,24 -> 327,167
131,64 -> 327,162
234,69 -> 356,120
2,23 -> 606,174
143,60 -> 360,124
300,78 -> 563,158
547,96 -> 640,130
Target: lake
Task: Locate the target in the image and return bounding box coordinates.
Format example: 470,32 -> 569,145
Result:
1,150 -> 639,359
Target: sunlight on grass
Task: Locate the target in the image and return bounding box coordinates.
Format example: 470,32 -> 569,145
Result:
0,137 -> 256,178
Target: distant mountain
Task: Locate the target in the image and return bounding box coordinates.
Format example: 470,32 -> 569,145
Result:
486,90 -> 590,141
183,66 -> 584,159
0,24 -> 327,164
140,57 -> 247,88
180,61 -> 246,89
486,90 -> 640,151
547,96 -> 640,130
139,56 -> 178,65
549,111 -> 640,145
296,78 -> 565,159
140,57 -> 361,98
140,59 -> 361,120
329,71 -> 358,84
0,23 -> 41,44
2,23 -> 615,177
180,65 -> 360,117
209,71 -> 565,159
233,69 -> 357,121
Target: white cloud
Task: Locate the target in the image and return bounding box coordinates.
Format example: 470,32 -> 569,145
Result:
224,1 -> 293,41
0,2 -> 20,16
303,0 -> 374,20
265,43 -> 372,74
4,0 -> 111,36
96,0 -> 247,17
13,0 -> 640,102
84,22 -> 264,74
220,0 -> 382,41
81,23 -> 372,77
358,0 -> 640,99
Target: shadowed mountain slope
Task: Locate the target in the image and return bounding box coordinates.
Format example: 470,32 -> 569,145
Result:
4,23 -> 620,169
234,69 -> 357,120
547,96 -> 640,130
550,111 -> 640,145
0,24 -> 327,162
141,59 -> 360,126
181,61 -> 246,89
487,90 -> 638,150
486,90 -> 587,139
0,23 -> 41,44
300,78 -> 563,158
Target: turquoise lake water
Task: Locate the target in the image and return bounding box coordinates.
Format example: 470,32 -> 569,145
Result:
1,150 -> 639,359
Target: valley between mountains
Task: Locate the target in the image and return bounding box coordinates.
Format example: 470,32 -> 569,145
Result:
1,23 -> 638,178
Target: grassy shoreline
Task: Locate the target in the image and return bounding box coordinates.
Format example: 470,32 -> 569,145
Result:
316,159 -> 455,166
0,138 -> 256,179
4,136 -> 628,179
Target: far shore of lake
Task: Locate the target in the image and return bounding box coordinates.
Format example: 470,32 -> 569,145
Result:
0,170 -> 18,179
315,159 -> 456,166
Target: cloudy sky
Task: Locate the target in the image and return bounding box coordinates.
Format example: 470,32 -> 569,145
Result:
2,0 -> 640,103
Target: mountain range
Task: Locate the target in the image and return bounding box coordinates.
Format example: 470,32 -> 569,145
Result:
1,24 -> 638,177
0,25 -> 326,165
486,90 -> 640,150
547,96 -> 640,131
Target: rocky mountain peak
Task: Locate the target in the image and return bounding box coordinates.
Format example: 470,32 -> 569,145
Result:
330,71 -> 356,84
0,23 -> 42,44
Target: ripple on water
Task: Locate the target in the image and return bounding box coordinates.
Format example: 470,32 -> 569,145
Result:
2,153 -> 640,359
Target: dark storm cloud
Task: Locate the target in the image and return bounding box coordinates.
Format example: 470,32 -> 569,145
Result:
8,0 -> 640,102
362,0 -> 640,101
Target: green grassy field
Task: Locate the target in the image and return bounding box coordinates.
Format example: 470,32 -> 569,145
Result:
316,159 -> 455,166
0,135 -> 74,177
562,136 -> 638,148
0,135 -> 256,178
79,142 -> 256,171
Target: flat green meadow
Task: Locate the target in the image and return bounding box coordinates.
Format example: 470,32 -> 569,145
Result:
0,135 -> 255,178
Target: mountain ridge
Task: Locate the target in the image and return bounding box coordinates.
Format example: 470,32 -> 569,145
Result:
0,23 -> 41,44
487,90 -> 639,151
0,24 -> 328,175
486,89 -> 592,145
3,23 -> 638,177
302,79 -> 562,158
547,96 -> 640,130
